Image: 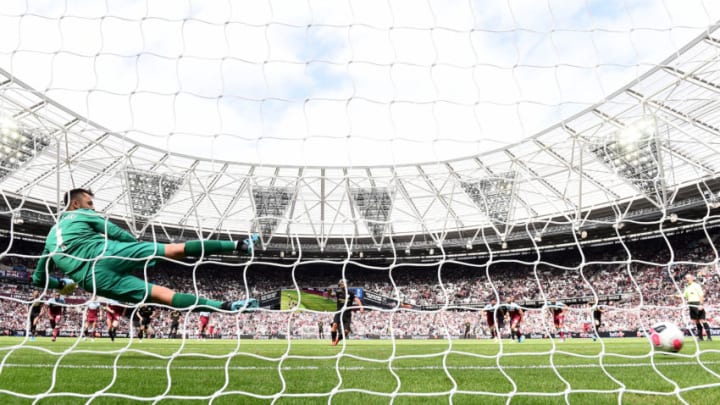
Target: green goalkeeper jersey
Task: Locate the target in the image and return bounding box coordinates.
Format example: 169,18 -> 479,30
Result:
32,208 -> 137,289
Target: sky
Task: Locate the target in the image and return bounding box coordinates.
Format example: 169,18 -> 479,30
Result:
0,0 -> 719,167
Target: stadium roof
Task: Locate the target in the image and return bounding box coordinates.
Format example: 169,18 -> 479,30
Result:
1,22 -> 720,255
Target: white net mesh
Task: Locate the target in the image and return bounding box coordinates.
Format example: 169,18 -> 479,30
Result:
1,0 -> 720,403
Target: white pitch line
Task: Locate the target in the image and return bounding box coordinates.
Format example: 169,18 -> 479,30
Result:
2,360 -> 719,372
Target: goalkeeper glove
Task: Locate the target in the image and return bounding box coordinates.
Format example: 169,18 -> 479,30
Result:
239,233 -> 260,255
226,298 -> 259,312
57,278 -> 77,295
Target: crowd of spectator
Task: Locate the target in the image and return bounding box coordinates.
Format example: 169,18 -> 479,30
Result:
1,230 -> 718,340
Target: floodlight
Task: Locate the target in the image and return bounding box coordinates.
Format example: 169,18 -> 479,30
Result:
126,170 -> 183,221
252,186 -> 292,237
618,128 -> 643,149
351,187 -> 394,243
590,117 -> 665,203
0,121 -> 51,179
618,118 -> 654,148
461,172 -> 516,224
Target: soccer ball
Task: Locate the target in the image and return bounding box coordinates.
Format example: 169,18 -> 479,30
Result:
649,322 -> 684,352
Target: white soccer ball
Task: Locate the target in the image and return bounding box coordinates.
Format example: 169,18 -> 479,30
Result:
649,322 -> 685,352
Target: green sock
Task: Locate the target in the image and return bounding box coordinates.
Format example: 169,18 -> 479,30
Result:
171,293 -> 223,311
184,240 -> 236,257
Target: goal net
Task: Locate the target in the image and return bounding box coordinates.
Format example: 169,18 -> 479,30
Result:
1,0 -> 720,403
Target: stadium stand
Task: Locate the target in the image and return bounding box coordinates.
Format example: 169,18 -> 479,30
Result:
2,229 -> 717,340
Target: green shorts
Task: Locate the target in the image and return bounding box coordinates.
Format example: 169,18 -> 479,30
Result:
78,241 -> 165,303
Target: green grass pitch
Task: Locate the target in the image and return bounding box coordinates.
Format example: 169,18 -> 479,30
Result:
0,337 -> 719,404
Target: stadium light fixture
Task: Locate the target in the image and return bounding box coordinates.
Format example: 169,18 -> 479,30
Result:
589,117 -> 665,204
460,172 -> 516,225
252,186 -> 292,237
404,247 -> 411,255
358,251 -> 364,258
580,230 -> 588,239
351,187 -> 394,245
669,213 -> 678,223
126,170 -> 183,221
501,242 -> 508,249
618,118 -> 653,149
465,241 -> 472,250
428,248 -> 434,255
279,250 -> 285,258
0,119 -> 51,179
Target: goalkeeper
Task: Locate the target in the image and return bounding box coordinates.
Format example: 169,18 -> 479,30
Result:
32,188 -> 259,312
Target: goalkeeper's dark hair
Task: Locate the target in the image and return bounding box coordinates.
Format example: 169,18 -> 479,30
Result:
63,188 -> 94,207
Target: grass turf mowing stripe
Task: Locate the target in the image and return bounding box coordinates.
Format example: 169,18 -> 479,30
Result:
2,360 -> 719,371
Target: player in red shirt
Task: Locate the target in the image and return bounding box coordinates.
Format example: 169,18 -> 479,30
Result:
548,300 -> 568,342
47,292 -> 65,342
199,311 -> 210,339
104,299 -> 125,341
83,300 -> 102,340
507,298 -> 524,343
582,305 -> 592,335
